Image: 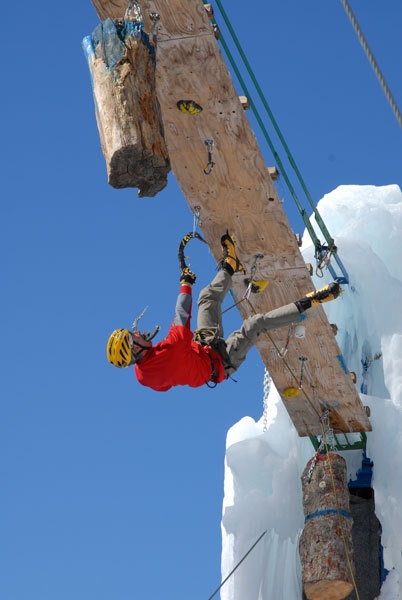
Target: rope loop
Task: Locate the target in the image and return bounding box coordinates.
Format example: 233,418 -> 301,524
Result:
298,355 -> 308,389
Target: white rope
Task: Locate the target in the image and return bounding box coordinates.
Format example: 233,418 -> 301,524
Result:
340,0 -> 402,128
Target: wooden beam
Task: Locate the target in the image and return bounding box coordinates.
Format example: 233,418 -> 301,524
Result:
89,0 -> 371,436
268,165 -> 278,180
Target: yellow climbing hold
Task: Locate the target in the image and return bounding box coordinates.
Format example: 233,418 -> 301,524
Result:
283,387 -> 300,398
244,278 -> 269,293
177,100 -> 203,114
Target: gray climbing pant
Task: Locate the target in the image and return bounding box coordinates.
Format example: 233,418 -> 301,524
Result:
197,269 -> 301,377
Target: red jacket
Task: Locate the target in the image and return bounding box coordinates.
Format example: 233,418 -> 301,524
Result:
134,286 -> 225,391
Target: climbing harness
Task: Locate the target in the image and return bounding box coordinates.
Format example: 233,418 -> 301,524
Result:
194,329 -> 217,341
203,139 -> 215,175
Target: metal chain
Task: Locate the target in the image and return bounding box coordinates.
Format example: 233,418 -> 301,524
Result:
304,410 -> 337,482
304,447 -> 323,482
320,409 -> 337,451
262,368 -> 271,432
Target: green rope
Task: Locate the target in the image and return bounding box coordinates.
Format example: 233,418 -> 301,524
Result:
218,35 -> 317,244
209,0 -> 336,251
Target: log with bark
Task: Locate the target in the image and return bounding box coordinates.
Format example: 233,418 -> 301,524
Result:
299,452 -> 355,600
83,18 -> 170,197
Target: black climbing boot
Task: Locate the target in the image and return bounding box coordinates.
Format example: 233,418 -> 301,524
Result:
295,282 -> 342,312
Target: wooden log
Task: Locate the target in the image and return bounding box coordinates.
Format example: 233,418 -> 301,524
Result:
83,19 -> 170,196
299,453 -> 355,600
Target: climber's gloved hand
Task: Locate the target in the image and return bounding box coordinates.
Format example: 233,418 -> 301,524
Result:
180,267 -> 197,285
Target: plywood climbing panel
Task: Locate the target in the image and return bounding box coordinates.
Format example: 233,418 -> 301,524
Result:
89,0 -> 371,437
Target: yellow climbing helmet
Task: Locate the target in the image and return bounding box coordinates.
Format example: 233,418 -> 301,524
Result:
106,328 -> 132,368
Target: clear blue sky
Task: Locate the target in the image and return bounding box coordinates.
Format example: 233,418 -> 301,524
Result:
2,1 -> 401,599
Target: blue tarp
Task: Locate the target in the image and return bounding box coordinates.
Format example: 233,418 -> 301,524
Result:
82,18 -> 154,72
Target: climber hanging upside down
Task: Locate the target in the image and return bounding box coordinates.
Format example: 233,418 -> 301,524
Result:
106,232 -> 341,391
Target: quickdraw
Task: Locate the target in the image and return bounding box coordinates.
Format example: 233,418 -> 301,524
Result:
278,323 -> 295,358
314,240 -> 337,278
243,253 -> 265,299
149,12 -> 160,45
192,206 -> 202,236
203,139 -> 216,175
